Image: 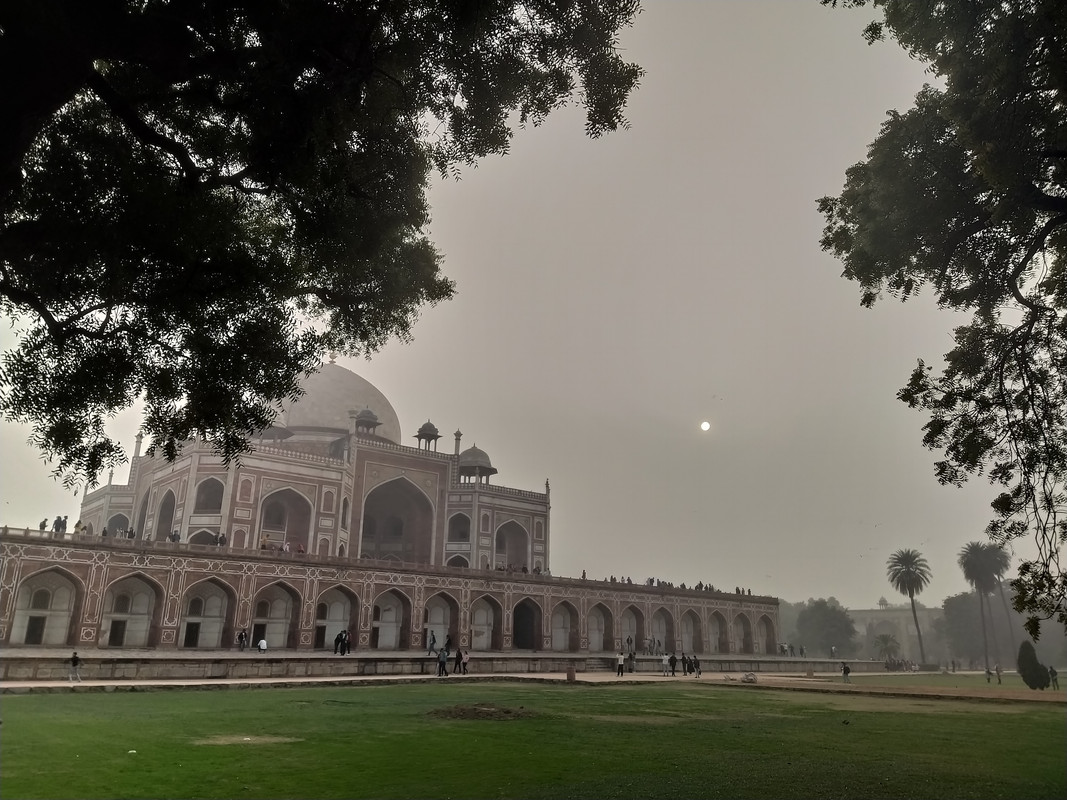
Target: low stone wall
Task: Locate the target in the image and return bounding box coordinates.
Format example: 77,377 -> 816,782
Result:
0,652 -> 883,683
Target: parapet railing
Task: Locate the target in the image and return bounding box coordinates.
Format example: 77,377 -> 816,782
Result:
0,527 -> 773,602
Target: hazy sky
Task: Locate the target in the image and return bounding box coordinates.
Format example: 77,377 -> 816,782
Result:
0,1 -> 1017,610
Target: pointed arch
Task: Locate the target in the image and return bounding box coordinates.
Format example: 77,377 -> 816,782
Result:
106,513 -> 130,535
251,581 -> 302,649
494,520 -> 529,569
188,529 -> 217,546
424,590 -> 461,650
10,566 -> 83,646
193,477 -> 225,513
471,594 -> 503,651
709,610 -> 729,653
370,587 -> 413,650
446,555 -> 469,568
315,585 -> 359,649
756,614 -> 776,655
447,513 -> 471,542
550,600 -> 580,652
587,602 -> 615,652
621,605 -> 646,653
681,609 -> 704,654
154,490 -> 176,541
651,607 -> 676,655
733,612 -> 754,655
102,572 -> 166,647
512,597 -> 543,650
361,477 -> 434,564
179,577 -> 237,648
259,488 -> 313,553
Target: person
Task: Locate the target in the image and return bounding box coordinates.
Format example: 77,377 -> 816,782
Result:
799,645 -> 806,658
994,663 -> 1002,684
668,653 -> 677,677
437,647 -> 449,677
842,662 -> 851,684
661,653 -> 669,676
237,629 -> 248,651
69,651 -> 82,683
39,518 -> 47,531
443,634 -> 453,654
1049,666 -> 1059,690
617,651 -> 625,677
462,650 -> 471,674
626,634 -> 633,654
692,655 -> 701,678
427,630 -> 437,655
339,631 -> 349,656
830,645 -> 837,658
334,630 -> 345,655
257,638 -> 267,653
282,540 -> 291,553
453,647 -> 463,675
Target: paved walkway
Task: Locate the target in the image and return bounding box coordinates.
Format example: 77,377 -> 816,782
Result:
3,666 -> 1063,703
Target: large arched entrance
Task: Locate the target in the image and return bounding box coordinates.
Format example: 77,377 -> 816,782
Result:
709,611 -> 729,653
179,579 -> 234,648
471,595 -> 503,651
757,614 -> 776,655
371,589 -> 412,650
424,592 -> 460,651
587,603 -> 615,652
651,608 -> 675,654
551,601 -> 580,652
251,582 -> 301,649
361,479 -> 434,563
316,586 -> 359,649
621,606 -> 645,653
193,478 -> 224,513
494,521 -> 529,569
512,598 -> 542,650
154,491 -> 176,541
10,568 -> 80,645
681,610 -> 704,654
259,489 -> 312,552
106,513 -> 129,535
102,574 -> 164,647
734,613 -> 754,655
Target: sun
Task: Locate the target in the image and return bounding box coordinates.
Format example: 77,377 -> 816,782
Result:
700,421 -> 711,431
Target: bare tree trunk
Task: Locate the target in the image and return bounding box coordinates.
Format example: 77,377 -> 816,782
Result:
995,580 -> 1017,655
978,593 -> 990,672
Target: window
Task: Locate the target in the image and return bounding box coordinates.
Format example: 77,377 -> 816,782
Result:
188,597 -> 204,616
114,593 -> 131,614
255,600 -> 270,617
30,589 -> 50,610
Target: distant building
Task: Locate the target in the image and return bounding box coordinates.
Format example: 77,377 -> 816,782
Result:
852,604 -> 945,664
1,361 -> 779,655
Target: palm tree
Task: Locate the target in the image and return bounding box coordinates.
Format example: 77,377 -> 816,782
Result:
958,541 -> 1000,671
873,633 -> 900,660
886,548 -> 931,664
988,546 -> 1016,656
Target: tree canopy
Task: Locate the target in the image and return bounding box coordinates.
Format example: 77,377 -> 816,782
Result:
819,0 -> 1067,637
795,598 -> 857,657
0,0 -> 643,484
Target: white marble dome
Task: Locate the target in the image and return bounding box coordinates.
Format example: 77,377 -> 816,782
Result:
280,362 -> 402,443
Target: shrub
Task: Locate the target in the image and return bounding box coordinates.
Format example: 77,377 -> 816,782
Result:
1017,640 -> 1050,690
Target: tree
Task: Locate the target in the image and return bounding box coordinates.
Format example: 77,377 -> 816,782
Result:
0,0 -> 643,485
1017,640 -> 1051,690
819,0 -> 1067,638
795,598 -> 858,658
959,541 -> 1002,671
886,547 -> 931,663
873,632 -> 900,660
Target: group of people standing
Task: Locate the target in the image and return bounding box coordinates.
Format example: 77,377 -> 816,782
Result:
334,630 -> 352,655
658,652 -> 701,677
427,631 -> 470,676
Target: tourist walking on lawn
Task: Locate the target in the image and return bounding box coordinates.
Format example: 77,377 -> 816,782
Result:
994,663 -> 1002,684
68,651 -> 82,682
692,656 -> 701,677
668,653 -> 677,676
661,653 -> 669,676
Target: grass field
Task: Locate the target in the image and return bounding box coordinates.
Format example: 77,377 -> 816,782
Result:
3,681 -> 1064,799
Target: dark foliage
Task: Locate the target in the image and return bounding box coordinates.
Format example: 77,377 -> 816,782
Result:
1017,640 -> 1051,690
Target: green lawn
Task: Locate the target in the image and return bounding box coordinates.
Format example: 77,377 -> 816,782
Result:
3,682 -> 1063,799
847,670 -> 1066,693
